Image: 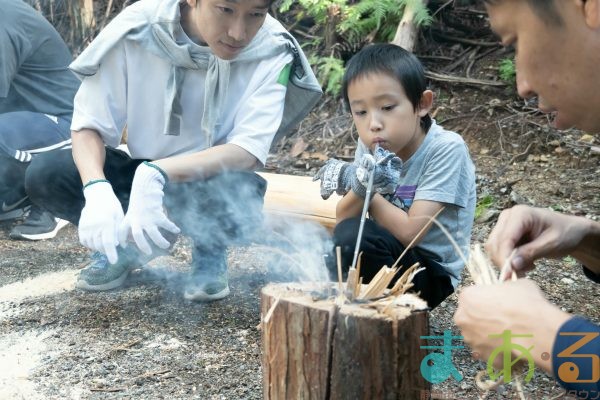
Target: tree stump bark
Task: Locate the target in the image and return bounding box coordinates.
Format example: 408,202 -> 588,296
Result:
261,283 -> 430,400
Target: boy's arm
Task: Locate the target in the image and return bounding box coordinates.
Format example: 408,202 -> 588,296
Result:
369,197 -> 444,246
152,143 -> 258,182
336,191 -> 365,223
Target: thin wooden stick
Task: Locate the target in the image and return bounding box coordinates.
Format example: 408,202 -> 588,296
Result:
468,245 -> 527,399
358,267 -> 398,300
500,249 -> 518,282
336,246 -> 343,293
389,262 -> 423,295
263,296 -> 281,324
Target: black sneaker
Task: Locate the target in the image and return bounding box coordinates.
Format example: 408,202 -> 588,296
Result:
0,195 -> 30,221
9,206 -> 69,240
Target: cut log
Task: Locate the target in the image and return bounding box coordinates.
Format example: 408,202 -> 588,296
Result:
261,283 -> 430,400
258,172 -> 339,230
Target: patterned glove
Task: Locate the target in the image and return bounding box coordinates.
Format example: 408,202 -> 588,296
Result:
353,147 -> 402,198
312,158 -> 356,200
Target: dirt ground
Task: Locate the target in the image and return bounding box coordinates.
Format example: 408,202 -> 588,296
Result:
1,6 -> 600,400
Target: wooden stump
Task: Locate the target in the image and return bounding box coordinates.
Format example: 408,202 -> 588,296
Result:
261,283 -> 430,400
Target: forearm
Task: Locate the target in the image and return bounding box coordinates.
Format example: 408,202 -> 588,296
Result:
71,129 -> 107,185
335,191 -> 364,223
152,143 -> 259,182
369,196 -> 411,244
369,197 -> 444,247
571,219 -> 600,273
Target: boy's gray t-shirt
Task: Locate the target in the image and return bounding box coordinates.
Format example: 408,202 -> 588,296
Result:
356,121 -> 476,287
0,0 -> 80,118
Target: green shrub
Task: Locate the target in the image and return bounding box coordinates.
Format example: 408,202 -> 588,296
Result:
498,58 -> 516,83
474,194 -> 495,220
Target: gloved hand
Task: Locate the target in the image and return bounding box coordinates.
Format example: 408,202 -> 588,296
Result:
353,147 -> 402,198
118,162 -> 180,255
79,180 -> 124,264
312,158 -> 356,200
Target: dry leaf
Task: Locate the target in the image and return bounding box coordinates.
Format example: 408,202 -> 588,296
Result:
579,134 -> 596,144
290,138 -> 308,158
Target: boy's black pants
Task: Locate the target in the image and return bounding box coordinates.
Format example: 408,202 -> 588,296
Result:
331,217 -> 455,309
24,147 -> 266,256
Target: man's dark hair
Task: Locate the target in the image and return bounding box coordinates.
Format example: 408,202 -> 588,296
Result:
483,0 -> 562,25
342,43 -> 432,132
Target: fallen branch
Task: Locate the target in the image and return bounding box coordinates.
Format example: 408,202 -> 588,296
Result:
90,387 -> 125,392
133,369 -> 171,380
426,71 -> 507,87
111,338 -> 142,352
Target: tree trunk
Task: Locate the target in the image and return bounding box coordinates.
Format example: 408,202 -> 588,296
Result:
324,4 -> 342,56
79,0 -> 96,32
392,0 -> 429,52
261,283 -> 430,400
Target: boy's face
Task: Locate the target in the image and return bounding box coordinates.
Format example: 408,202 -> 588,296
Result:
347,73 -> 432,161
486,0 -> 600,132
184,0 -> 270,60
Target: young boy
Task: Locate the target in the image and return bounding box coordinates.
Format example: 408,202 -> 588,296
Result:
315,44 -> 476,309
25,0 -> 321,301
0,0 -> 78,239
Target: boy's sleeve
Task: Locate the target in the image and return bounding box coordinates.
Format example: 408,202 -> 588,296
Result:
225,52 -> 294,165
414,139 -> 472,208
552,316 -> 600,397
0,27 -> 30,98
70,42 -> 127,148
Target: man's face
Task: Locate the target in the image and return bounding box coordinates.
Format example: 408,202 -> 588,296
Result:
184,0 -> 270,60
486,0 -> 600,132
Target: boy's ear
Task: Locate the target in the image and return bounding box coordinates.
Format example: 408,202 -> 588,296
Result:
417,90 -> 434,117
186,0 -> 198,8
581,0 -> 600,28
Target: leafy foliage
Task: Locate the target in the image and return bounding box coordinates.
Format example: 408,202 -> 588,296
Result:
498,58 -> 516,83
341,0 -> 432,43
280,0 -> 432,97
311,56 -> 346,96
474,194 -> 495,220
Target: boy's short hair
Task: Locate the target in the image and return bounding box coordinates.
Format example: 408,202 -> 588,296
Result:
482,0 -> 562,25
342,43 -> 432,132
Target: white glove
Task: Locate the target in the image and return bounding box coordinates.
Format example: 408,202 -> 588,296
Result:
79,181 -> 124,264
118,162 -> 180,255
